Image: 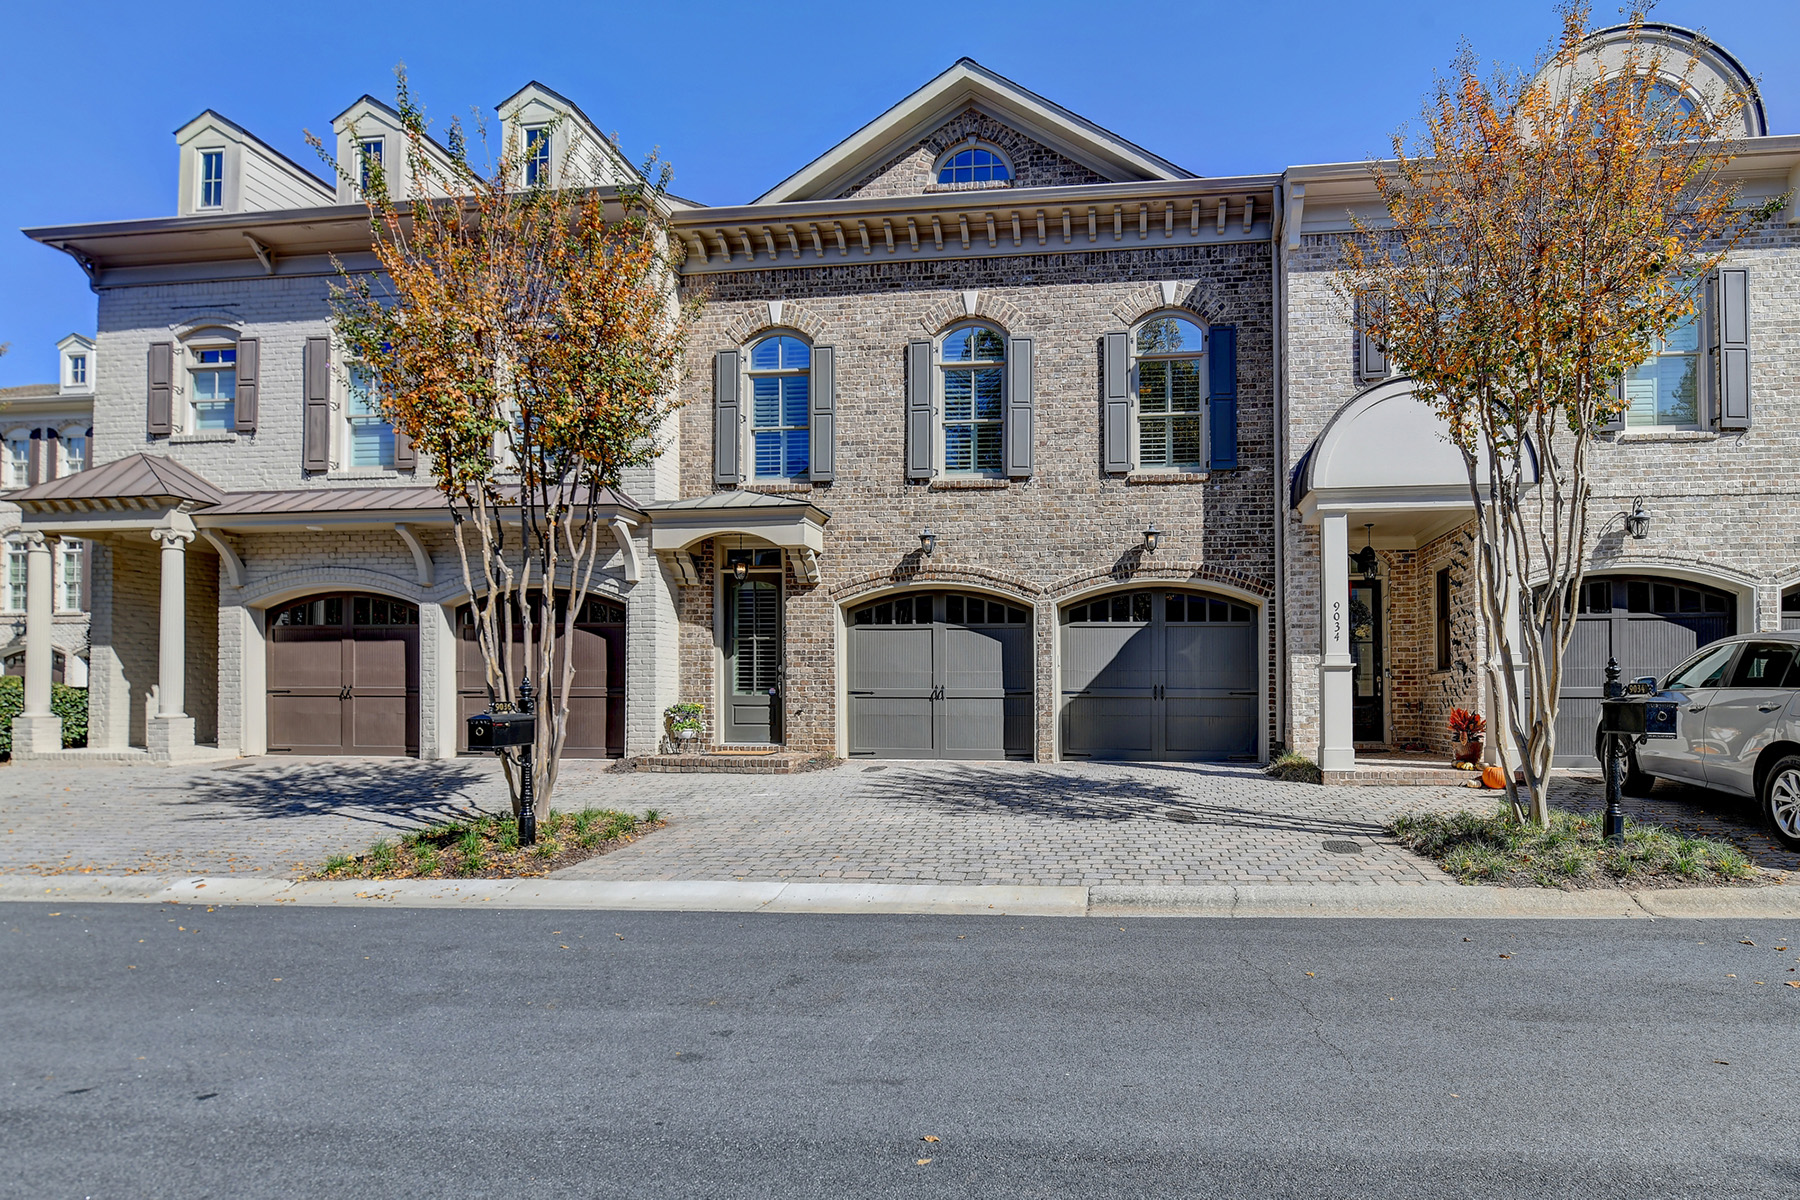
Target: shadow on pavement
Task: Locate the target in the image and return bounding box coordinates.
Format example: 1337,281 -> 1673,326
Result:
169,760 -> 498,832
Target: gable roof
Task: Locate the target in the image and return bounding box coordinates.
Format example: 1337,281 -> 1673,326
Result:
10,452 -> 227,511
173,110 -> 336,199
755,58 -> 1194,205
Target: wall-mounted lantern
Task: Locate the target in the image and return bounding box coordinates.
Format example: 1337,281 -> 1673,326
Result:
919,528 -> 937,557
1142,524 -> 1161,553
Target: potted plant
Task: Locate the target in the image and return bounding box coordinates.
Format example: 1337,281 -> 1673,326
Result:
1448,708 -> 1486,764
664,703 -> 704,753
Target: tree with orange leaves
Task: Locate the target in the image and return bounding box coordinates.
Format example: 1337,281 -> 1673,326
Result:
1338,5 -> 1779,824
312,73 -> 699,813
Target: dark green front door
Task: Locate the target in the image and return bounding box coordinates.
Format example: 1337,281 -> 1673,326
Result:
726,578 -> 781,744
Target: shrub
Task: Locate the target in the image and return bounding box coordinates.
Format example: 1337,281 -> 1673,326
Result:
0,675 -> 89,754
1266,751 -> 1322,785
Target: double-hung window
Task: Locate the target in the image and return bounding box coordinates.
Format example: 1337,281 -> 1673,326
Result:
346,364 -> 396,468
940,324 -> 1005,474
189,346 -> 236,431
58,540 -> 82,612
1134,315 -> 1206,469
748,335 -> 810,480
200,150 -> 225,208
68,355 -> 86,387
61,433 -> 85,475
5,545 -> 25,612
524,127 -> 550,187
358,138 -> 384,194
5,438 -> 28,489
1624,304 -> 1700,428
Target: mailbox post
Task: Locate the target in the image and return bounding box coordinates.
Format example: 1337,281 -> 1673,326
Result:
466,677 -> 539,846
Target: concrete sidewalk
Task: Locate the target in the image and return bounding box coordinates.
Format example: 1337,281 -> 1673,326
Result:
8,872 -> 1800,920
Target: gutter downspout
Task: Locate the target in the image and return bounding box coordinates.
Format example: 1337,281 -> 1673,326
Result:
1270,181 -> 1288,755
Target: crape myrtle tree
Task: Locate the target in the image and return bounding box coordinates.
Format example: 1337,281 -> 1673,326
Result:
1336,4 -> 1778,824
310,72 -> 699,812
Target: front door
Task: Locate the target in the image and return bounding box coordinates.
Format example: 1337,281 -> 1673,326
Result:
726,578 -> 781,744
1349,581 -> 1383,743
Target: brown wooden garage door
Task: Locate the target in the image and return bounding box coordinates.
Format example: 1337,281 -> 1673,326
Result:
268,593 -> 420,756
457,595 -> 625,758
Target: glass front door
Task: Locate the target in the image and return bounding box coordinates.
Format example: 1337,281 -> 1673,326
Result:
1349,581 -> 1383,743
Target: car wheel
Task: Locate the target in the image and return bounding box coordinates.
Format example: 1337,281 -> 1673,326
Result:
1760,756 -> 1800,850
1623,748 -> 1655,797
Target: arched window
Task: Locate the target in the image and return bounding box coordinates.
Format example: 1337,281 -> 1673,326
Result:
936,145 -> 1011,185
747,334 -> 811,480
1134,314 -> 1206,469
939,324 -> 1006,475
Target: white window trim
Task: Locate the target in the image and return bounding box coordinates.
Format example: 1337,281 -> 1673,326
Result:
183,333 -> 239,435
1129,312 -> 1209,473
3,543 -> 26,613
2,428 -> 31,490
931,138 -> 1014,186
523,125 -> 552,188
56,539 -> 83,614
935,321 -> 1008,479
57,426 -> 87,475
741,331 -> 812,483
341,358 -> 398,471
198,147 -> 227,209
357,137 -> 385,195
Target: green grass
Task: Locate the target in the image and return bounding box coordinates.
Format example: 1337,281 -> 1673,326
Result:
1389,806 -> 1754,888
1266,752 -> 1323,785
314,808 -> 663,880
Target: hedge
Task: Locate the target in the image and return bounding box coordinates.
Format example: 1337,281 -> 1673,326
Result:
0,675 -> 89,754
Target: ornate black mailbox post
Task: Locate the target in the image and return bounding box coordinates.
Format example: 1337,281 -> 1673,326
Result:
1597,658 -> 1678,847
466,678 -> 539,845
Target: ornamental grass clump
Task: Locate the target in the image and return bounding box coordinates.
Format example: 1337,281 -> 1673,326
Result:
1390,806 -> 1753,888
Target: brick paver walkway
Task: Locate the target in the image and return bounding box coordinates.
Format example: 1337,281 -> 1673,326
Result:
0,756 -> 1793,885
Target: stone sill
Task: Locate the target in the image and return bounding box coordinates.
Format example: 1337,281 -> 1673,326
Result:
169,431 -> 237,445
1610,429 -> 1720,443
739,482 -> 813,495
929,477 -> 1009,490
326,469 -> 406,481
1126,471 -> 1209,485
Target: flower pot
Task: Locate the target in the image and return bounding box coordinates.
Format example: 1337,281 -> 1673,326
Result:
674,727 -> 699,753
1454,738 -> 1485,765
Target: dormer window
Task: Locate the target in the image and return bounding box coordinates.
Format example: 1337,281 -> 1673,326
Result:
358,138 -> 384,193
524,127 -> 550,187
200,150 -> 225,208
67,355 -> 86,387
936,145 -> 1011,185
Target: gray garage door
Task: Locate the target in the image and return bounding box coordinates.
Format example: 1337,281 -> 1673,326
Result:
847,592 -> 1032,759
1061,590 -> 1257,762
1554,576 -> 1736,766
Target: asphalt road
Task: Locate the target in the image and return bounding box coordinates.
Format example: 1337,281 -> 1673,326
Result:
5,904 -> 1800,1199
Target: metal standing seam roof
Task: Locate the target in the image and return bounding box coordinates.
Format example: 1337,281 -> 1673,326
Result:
9,452 -> 227,508
205,483 -> 645,516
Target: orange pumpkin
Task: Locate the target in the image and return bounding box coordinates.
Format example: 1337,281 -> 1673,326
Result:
1481,765 -> 1508,790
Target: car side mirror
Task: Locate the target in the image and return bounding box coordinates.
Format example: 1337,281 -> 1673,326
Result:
1627,676 -> 1659,696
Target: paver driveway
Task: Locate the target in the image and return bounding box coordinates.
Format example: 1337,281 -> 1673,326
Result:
3,755 -> 1792,885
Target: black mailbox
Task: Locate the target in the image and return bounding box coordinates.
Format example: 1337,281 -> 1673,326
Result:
1599,695 -> 1678,739
467,710 -> 537,750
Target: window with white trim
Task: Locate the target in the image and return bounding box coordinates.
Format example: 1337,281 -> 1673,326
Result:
1133,314 -> 1206,469
60,432 -> 85,475
4,545 -> 25,613
1623,304 -> 1700,428
524,126 -> 550,187
5,436 -> 28,489
935,144 -> 1011,184
346,363 -> 396,468
939,324 -> 1005,475
58,540 -> 81,612
747,334 -> 810,480
68,355 -> 86,386
187,341 -> 236,432
358,138 -> 384,193
200,150 -> 225,208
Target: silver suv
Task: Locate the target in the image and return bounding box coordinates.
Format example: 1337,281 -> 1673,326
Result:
1603,632 -> 1800,848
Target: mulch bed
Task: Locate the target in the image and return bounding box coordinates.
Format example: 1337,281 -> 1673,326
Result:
309,808 -> 665,881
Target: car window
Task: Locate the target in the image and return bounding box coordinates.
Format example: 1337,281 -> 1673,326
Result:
1729,643 -> 1799,689
1665,644 -> 1737,691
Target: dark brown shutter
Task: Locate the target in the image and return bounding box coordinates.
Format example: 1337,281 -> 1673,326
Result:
1714,267 -> 1750,430
1005,336 -> 1033,478
234,337 -> 259,433
713,350 -> 741,485
43,428 -> 58,481
1102,331 -> 1131,473
808,345 -> 835,483
147,342 -> 173,436
303,337 -> 331,472
26,430 -> 42,486
79,540 -> 91,611
905,340 -> 933,480
394,430 -> 417,470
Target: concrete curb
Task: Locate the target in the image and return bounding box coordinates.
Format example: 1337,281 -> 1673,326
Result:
1,874 -> 1794,919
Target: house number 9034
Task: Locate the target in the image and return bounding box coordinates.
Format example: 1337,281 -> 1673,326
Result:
1331,599 -> 1343,644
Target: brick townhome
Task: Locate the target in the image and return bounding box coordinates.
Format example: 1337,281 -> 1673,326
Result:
12,27 -> 1797,776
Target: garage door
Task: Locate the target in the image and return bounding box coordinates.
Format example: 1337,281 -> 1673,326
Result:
847,591 -> 1032,759
1061,589 -> 1257,761
268,593 -> 419,756
1555,576 -> 1736,766
457,595 -> 625,758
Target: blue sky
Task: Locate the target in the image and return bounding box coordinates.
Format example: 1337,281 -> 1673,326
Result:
2,1 -> 1795,386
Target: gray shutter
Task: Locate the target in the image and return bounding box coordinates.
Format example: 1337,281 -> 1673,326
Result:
1208,325 -> 1239,470
713,350 -> 741,485
1005,336 -> 1034,478
302,337 -> 331,473
394,430 -> 417,471
146,342 -> 173,436
1602,373 -> 1627,431
1356,296 -> 1388,382
1102,330 -> 1131,473
809,345 -> 835,483
233,337 -> 259,433
906,340 -> 933,480
79,540 -> 90,611
1715,267 -> 1750,430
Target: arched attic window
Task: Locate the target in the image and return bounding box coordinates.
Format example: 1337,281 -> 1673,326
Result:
936,144 -> 1011,185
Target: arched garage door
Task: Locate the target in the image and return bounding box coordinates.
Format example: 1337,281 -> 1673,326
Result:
847,591 -> 1032,759
1555,575 -> 1736,766
1061,589 -> 1258,761
457,595 -> 625,758
268,592 -> 419,756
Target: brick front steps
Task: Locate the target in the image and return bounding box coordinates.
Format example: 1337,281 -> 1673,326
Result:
1325,764 -> 1475,786
618,750 -> 824,774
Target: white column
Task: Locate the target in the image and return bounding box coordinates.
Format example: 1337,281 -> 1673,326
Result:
9,530 -> 62,755
1317,511 -> 1355,772
147,520 -> 197,760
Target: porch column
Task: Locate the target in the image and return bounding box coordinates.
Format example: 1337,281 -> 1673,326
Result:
147,519 -> 197,760
9,531 -> 62,755
1317,511 -> 1355,772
